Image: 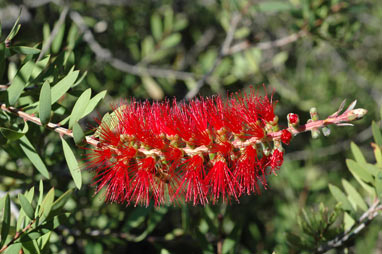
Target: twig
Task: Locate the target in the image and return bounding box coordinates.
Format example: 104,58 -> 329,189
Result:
0,219 -> 36,253
0,101 -> 367,158
285,122 -> 373,161
0,104 -> 99,147
316,200 -> 382,254
225,30 -> 307,55
37,6 -> 69,61
69,11 -> 195,81
185,13 -> 241,99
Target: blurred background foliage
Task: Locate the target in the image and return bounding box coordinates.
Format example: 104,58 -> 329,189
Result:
0,0 -> 381,253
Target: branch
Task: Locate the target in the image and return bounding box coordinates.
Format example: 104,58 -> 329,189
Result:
316,200 -> 382,254
69,11 -> 196,81
185,13 -> 241,99
0,100 -> 367,158
37,6 -> 69,61
0,104 -> 99,148
225,30 -> 307,56
0,219 -> 36,253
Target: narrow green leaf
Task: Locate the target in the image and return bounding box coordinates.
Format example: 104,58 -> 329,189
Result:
346,159 -> 373,183
51,69 -> 79,104
344,212 -> 355,231
256,1 -> 294,12
151,13 -> 163,41
72,123 -> 85,145
39,188 -> 55,221
6,11 -> 21,41
0,121 -> 28,141
51,189 -> 73,213
0,43 -> 6,81
81,90 -> 107,118
329,184 -> 353,211
350,142 -> 366,164
19,136 -> 50,179
39,80 -> 52,125
36,180 -> 44,217
10,46 -> 41,55
68,88 -> 91,129
372,121 -> 382,146
7,60 -> 35,105
4,243 -> 22,254
141,75 -> 164,100
342,179 -> 368,212
72,70 -> 87,87
18,194 -> 34,220
52,22 -> 65,54
372,143 -> 382,167
161,33 -> 181,48
31,55 -> 50,81
1,194 -> 11,246
61,138 -> 82,189
376,172 -> 382,198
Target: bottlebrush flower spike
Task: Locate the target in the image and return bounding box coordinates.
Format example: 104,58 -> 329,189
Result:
86,88 -> 367,207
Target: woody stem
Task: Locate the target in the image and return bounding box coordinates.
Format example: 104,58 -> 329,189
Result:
0,103 -> 366,156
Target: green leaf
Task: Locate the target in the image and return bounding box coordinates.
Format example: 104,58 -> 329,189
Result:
39,188 -> 55,221
51,69 -> 79,104
341,179 -> 368,212
346,159 -> 373,183
52,22 -> 65,54
350,142 -> 366,164
72,70 -> 87,87
18,194 -> 34,220
72,123 -> 85,145
372,143 -> 382,167
0,121 -> 28,142
6,11 -> 21,41
7,60 -> 35,105
151,13 -> 163,41
10,46 -> 40,55
141,75 -> 164,100
61,138 -> 82,189
372,121 -> 382,146
344,212 -> 355,231
256,1 -> 294,12
376,172 -> 382,198
19,136 -> 50,179
161,33 -> 181,48
329,184 -> 353,211
51,189 -> 73,213
1,194 -> 11,246
39,80 -> 52,125
4,243 -> 22,254
68,88 -> 91,129
31,55 -> 50,81
81,90 -> 107,118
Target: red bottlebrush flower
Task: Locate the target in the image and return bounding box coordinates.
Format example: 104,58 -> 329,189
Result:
235,146 -> 261,195
174,154 -> 208,205
204,157 -> 239,204
86,87 -> 294,206
281,129 -> 292,145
